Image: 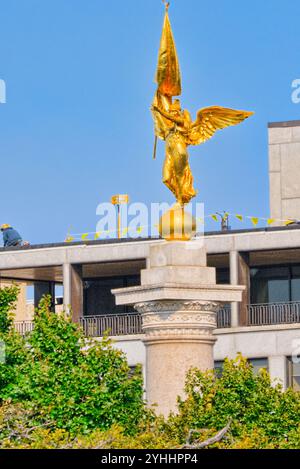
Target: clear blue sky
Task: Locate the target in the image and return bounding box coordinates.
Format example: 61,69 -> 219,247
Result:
1,0 -> 300,244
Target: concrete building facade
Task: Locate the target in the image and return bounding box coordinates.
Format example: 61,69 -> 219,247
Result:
269,120 -> 300,223
1,120 -> 300,397
1,225 -> 300,392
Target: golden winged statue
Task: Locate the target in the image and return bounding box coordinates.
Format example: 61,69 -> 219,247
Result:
152,3 -> 253,207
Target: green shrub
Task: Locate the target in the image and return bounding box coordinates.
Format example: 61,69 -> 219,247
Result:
1,286 -> 300,448
0,292 -> 146,436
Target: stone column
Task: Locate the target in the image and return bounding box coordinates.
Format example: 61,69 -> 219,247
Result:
63,263 -> 83,321
34,281 -> 55,312
63,263 -> 71,314
229,250 -> 239,327
135,300 -> 218,414
238,253 -> 250,326
112,241 -> 244,417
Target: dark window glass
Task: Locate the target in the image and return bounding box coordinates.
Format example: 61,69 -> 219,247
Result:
287,357 -> 300,391
83,275 -> 140,316
214,358 -> 268,377
291,266 -> 300,302
250,267 -> 290,303
248,358 -> 268,374
216,268 -> 230,285
214,360 -> 224,377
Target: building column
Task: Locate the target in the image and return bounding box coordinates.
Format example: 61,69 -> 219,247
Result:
229,251 -> 250,327
113,241 -> 244,416
135,300 -> 218,416
269,356 -> 288,390
63,263 -> 71,313
230,251 -> 239,327
63,263 -> 83,322
238,253 -> 250,326
34,281 -> 55,312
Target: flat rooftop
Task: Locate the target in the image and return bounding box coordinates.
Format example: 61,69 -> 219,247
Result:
268,119 -> 300,128
1,224 -> 300,253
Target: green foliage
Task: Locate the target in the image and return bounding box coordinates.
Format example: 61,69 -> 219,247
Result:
0,285 -> 28,399
1,287 -> 300,448
0,285 -> 19,333
165,354 -> 300,448
0,292 -> 146,436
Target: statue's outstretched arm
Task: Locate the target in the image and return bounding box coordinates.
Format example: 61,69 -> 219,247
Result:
152,105 -> 184,126
187,106 -> 254,146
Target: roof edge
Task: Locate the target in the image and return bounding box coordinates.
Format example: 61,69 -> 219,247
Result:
268,120 -> 300,128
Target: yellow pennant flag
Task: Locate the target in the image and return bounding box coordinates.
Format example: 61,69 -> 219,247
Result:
236,214 -> 243,222
81,233 -> 89,240
94,232 -> 101,240
136,226 -> 143,234
267,218 -> 275,225
211,214 -> 218,222
251,217 -> 259,226
65,236 -> 74,243
122,227 -> 129,237
284,219 -> 295,226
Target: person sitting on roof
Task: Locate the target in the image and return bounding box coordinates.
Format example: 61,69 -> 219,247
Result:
1,224 -> 23,247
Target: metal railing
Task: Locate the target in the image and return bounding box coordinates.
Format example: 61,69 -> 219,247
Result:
248,301 -> 300,326
14,320 -> 34,335
14,302 -> 300,337
80,313 -> 143,337
217,306 -> 231,328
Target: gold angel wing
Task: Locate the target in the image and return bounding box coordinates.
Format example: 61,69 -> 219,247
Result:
187,106 -> 254,146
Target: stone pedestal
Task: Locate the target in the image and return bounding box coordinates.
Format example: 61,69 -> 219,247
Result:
112,241 -> 244,416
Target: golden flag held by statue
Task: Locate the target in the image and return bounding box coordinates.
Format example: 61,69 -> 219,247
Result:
152,2 -> 182,160
155,5 -> 181,97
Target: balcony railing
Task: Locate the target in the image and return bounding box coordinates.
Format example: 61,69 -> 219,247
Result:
217,306 -> 231,328
14,320 -> 35,335
14,302 -> 300,337
80,313 -> 143,337
80,309 -> 232,337
248,301 -> 300,326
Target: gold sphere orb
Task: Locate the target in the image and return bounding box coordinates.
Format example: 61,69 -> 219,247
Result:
159,203 -> 196,241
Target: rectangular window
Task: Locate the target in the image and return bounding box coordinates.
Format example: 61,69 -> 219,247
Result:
291,266 -> 300,302
287,357 -> 300,391
83,275 -> 140,316
216,268 -> 230,285
251,266 -> 291,304
248,358 -> 269,374
214,358 -> 268,376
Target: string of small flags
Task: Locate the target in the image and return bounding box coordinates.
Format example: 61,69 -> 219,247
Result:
208,212 -> 295,227
64,212 -> 297,242
65,225 -> 151,242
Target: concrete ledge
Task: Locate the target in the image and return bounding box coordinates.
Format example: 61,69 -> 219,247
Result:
215,323 -> 300,335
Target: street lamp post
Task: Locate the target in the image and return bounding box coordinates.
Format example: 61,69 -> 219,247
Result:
111,194 -> 129,239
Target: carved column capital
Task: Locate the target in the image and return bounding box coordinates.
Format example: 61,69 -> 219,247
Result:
135,300 -> 219,345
